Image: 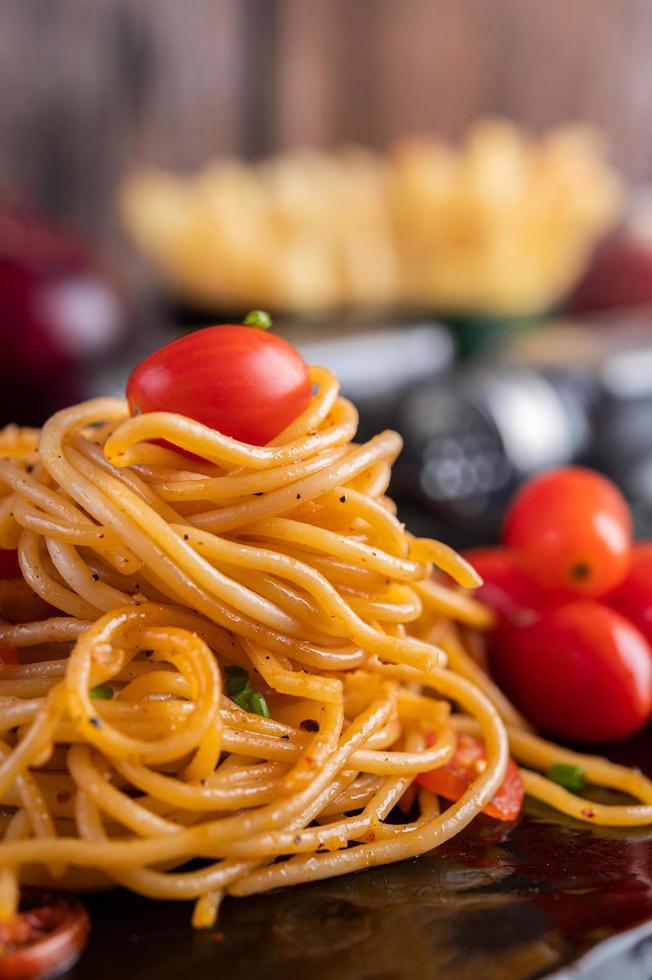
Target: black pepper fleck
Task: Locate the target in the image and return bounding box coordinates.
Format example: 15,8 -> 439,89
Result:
89,717 -> 102,728
91,573 -> 99,582
300,719 -> 320,733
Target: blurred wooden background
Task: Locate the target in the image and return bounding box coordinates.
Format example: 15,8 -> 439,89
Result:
2,0 -> 652,240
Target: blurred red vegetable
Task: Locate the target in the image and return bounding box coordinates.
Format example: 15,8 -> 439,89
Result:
0,193 -> 125,425
607,543 -> 652,647
568,226 -> 652,313
490,601 -> 652,742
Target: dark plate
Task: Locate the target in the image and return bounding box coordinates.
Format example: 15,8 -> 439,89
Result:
65,730 -> 652,980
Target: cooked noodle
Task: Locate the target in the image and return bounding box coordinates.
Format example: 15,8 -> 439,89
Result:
0,366 -> 649,929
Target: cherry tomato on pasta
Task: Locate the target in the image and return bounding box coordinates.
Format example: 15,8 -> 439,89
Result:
503,467 -> 632,597
126,322 -> 312,446
489,601 -> 652,742
462,547 -> 552,624
0,900 -> 89,980
607,543 -> 652,646
417,733 -> 523,821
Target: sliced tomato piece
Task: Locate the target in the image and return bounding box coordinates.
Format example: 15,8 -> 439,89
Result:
417,732 -> 524,822
0,900 -> 88,980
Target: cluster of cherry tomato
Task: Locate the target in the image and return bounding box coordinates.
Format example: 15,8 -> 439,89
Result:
465,467 -> 652,743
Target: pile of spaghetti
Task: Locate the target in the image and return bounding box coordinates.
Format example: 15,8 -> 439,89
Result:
0,364 -> 651,932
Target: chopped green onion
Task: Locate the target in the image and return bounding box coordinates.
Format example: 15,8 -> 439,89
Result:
224,666 -> 269,717
243,309 -> 272,330
232,690 -> 253,712
224,666 -> 250,699
548,763 -> 586,793
250,691 -> 271,718
90,683 -> 114,700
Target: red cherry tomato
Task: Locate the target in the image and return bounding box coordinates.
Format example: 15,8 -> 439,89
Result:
0,550 -> 20,580
490,601 -> 652,742
127,324 -> 312,447
417,733 -> 523,822
462,547 -> 553,624
0,646 -> 19,665
503,467 -> 632,597
607,543 -> 652,646
0,900 -> 89,979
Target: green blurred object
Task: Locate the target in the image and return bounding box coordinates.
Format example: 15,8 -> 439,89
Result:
548,763 -> 587,793
90,683 -> 114,700
243,309 -> 273,330
443,311 -> 548,360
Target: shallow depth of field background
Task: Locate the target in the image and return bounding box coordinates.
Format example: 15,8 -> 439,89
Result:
3,0 -> 652,238
3,0 -> 652,544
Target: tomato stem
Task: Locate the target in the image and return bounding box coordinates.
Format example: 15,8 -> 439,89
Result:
243,310 -> 272,330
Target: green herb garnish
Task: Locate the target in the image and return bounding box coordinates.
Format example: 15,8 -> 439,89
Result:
224,666 -> 249,699
90,683 -> 114,700
232,689 -> 253,712
224,666 -> 270,717
249,691 -> 271,718
243,309 -> 272,330
548,763 -> 586,793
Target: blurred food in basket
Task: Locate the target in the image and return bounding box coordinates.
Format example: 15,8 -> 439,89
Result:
120,120 -> 621,318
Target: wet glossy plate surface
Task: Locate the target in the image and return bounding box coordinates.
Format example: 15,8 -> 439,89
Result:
67,730 -> 652,980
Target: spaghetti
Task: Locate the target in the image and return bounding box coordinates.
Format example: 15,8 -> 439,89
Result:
0,365 -> 650,933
